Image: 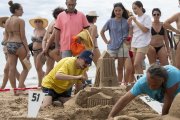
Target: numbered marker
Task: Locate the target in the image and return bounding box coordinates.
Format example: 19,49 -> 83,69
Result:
140,95 -> 163,114
28,91 -> 45,118
134,74 -> 143,81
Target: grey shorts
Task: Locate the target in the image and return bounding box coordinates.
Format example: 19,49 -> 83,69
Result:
108,43 -> 129,58
62,50 -> 72,58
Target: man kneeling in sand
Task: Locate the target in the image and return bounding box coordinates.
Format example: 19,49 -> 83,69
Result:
108,64 -> 180,119
41,50 -> 93,107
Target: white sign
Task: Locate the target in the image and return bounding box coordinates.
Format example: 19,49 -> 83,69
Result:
140,95 -> 163,114
134,74 -> 144,81
27,91 -> 45,118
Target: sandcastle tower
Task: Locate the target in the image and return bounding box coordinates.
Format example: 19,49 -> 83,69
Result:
94,51 -> 118,87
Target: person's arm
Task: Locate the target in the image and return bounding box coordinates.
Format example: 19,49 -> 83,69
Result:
100,28 -> 110,44
163,13 -> 180,34
74,72 -> 88,94
43,29 -> 56,54
55,72 -> 86,81
130,16 -> 149,33
19,19 -> 30,57
108,91 -> 136,119
42,30 -> 48,51
162,83 -> 179,115
3,30 -> 8,43
90,25 -> 97,48
163,29 -> 170,55
54,28 -> 60,49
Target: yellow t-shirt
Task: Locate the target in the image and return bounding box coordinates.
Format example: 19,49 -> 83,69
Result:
42,57 -> 87,93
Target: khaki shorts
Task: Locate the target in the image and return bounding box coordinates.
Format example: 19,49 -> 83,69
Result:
131,45 -> 149,54
108,43 -> 129,58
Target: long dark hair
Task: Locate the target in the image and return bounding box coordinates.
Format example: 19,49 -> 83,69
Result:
8,1 -> 21,14
133,1 -> 146,13
111,2 -> 129,19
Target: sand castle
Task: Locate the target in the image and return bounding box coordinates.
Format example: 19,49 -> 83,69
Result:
94,51 -> 119,87
5,87 -> 180,120
4,51 -> 180,120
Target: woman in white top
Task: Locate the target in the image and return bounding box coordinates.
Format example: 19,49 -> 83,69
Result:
128,1 -> 152,74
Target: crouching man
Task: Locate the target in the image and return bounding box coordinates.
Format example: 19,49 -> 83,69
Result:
41,50 -> 93,107
108,64 -> 180,119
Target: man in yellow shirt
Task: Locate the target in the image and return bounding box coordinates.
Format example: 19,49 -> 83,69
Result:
41,50 -> 93,107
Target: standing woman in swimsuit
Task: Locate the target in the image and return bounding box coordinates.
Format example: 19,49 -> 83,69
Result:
5,1 -> 30,93
29,17 -> 48,87
0,17 -> 20,89
42,7 -> 64,75
147,8 -> 169,66
86,11 -> 101,66
128,1 -> 152,74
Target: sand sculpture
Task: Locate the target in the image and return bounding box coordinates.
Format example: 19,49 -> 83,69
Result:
73,87 -> 126,108
94,51 -> 119,87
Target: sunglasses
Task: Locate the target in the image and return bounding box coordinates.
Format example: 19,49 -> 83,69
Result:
34,20 -> 42,23
153,13 -> 160,16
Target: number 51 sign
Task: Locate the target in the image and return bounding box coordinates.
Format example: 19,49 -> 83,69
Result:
27,91 -> 45,118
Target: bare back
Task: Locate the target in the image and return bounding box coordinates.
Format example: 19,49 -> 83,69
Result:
88,24 -> 98,47
5,16 -> 23,42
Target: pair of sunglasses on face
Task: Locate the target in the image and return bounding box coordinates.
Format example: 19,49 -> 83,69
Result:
34,20 -> 42,23
153,13 -> 160,16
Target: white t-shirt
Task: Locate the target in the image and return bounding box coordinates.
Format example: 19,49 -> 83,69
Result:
131,14 -> 152,48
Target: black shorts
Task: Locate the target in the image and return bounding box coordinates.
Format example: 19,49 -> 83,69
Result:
42,87 -> 70,101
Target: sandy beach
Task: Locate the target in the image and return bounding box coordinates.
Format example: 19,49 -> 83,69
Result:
0,86 -> 161,120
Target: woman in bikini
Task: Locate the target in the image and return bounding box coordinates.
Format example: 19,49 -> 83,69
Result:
147,8 -> 169,65
0,17 -> 20,89
5,1 -> 30,94
86,11 -> 101,66
42,7 -> 64,75
29,17 -> 48,87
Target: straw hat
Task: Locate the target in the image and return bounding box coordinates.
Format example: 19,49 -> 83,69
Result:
0,17 -> 9,28
87,11 -> 99,17
29,16 -> 48,28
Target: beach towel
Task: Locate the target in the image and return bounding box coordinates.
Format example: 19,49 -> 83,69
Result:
76,29 -> 94,50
